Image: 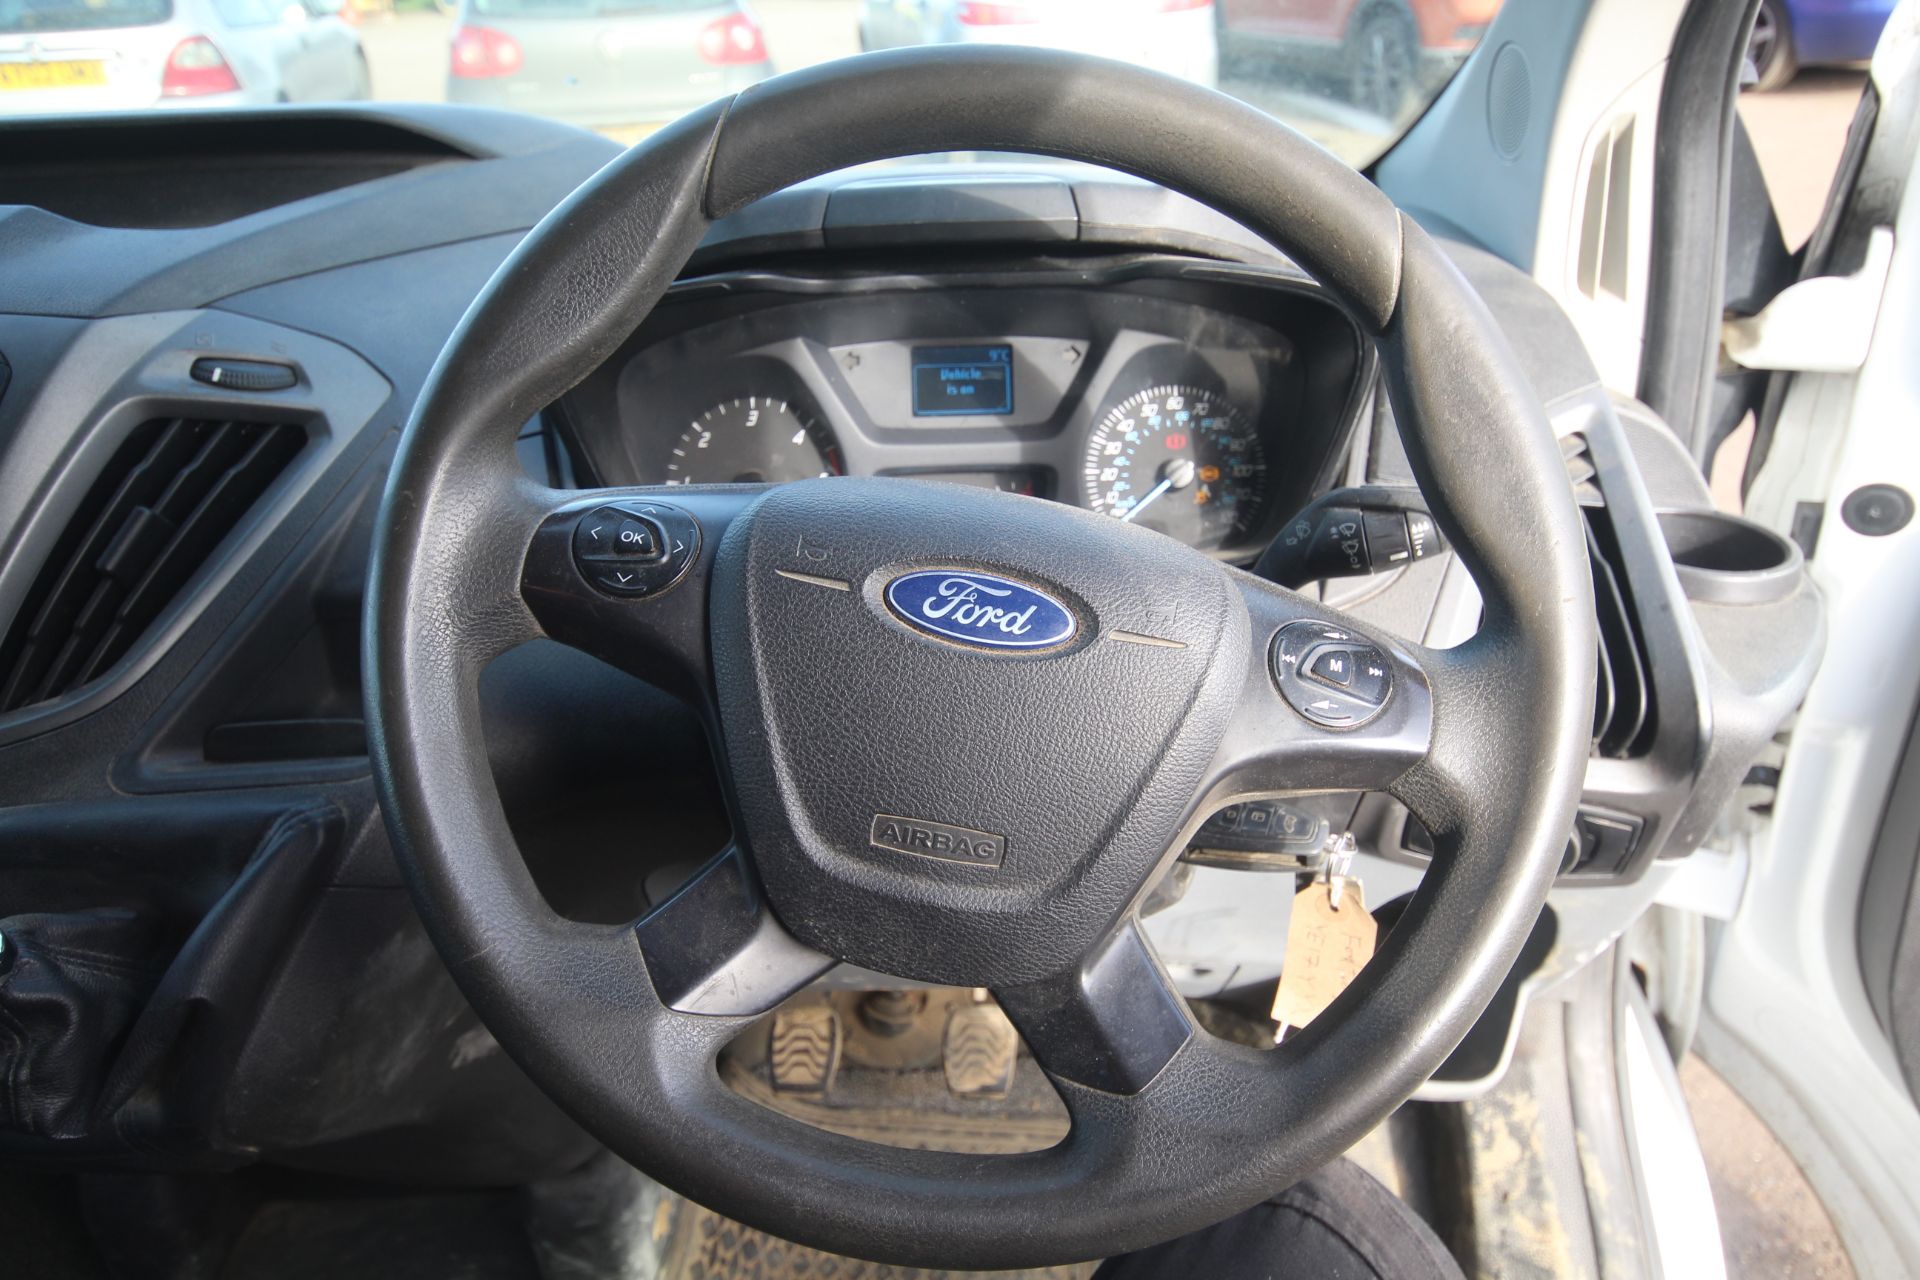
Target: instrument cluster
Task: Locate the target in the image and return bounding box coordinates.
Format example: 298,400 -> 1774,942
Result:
555,269 -> 1368,560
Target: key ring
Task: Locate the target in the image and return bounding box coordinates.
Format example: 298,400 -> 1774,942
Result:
1320,831 -> 1357,910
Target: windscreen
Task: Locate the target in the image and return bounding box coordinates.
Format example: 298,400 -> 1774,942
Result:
0,0 -> 1499,168
467,0 -> 719,18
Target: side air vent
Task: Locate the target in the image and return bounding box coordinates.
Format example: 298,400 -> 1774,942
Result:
1567,434 -> 1655,759
0,418 -> 306,714
1562,433 -> 1603,506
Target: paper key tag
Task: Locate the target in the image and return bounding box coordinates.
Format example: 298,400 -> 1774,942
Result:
1271,876 -> 1378,1040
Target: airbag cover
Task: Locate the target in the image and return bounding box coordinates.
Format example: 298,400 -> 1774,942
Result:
710,478 -> 1247,986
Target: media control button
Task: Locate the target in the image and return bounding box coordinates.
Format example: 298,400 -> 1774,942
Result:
1270,621 -> 1394,728
1308,648 -> 1355,688
571,503 -> 699,597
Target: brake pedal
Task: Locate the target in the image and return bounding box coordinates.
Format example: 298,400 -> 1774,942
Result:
769,1004 -> 842,1094
944,996 -> 1018,1099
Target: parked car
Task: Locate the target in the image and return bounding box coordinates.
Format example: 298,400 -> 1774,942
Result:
444,0 -> 771,130
858,0 -> 1218,90
1216,0 -> 1501,119
1747,0 -> 1895,90
0,0 -> 368,111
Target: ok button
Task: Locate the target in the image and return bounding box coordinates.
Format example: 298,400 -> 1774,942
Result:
573,507 -> 667,566
612,517 -> 664,560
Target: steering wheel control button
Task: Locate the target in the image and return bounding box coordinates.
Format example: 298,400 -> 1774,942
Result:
1307,648 -> 1354,688
572,502 -> 699,597
612,516 -> 665,560
574,508 -> 619,556
574,507 -> 664,562
1271,620 -> 1393,728
1348,648 -> 1393,705
1185,800 -> 1329,872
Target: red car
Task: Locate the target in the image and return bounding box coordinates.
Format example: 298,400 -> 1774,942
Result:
1218,0 -> 1502,119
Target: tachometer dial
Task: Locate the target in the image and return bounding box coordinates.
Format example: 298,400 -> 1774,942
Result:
664,397 -> 842,485
1081,384 -> 1268,548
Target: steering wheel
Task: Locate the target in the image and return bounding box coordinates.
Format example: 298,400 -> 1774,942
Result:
365,47 -> 1594,1269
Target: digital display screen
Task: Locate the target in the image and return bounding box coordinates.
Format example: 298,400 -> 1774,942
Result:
911,345 -> 1013,416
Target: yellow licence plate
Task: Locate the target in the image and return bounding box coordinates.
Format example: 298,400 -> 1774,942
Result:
0,60 -> 107,91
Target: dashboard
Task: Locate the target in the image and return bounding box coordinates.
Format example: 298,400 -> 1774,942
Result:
556,263 -> 1369,561
0,104 -> 1825,1188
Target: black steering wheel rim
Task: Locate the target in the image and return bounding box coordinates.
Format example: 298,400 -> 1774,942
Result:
366,46 -> 1595,1269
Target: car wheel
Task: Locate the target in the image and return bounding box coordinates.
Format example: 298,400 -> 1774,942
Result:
1746,0 -> 1798,92
1346,4 -> 1419,121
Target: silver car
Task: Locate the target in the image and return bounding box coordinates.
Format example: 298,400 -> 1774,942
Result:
0,0 -> 369,112
444,0 -> 771,131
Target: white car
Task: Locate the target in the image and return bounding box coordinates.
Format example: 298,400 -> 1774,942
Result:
0,0 -> 368,113
859,0 -> 1218,88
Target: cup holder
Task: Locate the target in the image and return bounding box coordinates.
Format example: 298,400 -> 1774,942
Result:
1657,509 -> 1805,605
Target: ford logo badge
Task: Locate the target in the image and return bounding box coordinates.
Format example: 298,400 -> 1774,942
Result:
883,570 -> 1078,651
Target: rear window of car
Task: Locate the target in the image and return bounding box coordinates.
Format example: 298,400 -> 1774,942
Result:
469,0 -> 717,18
211,0 -> 279,25
0,0 -> 172,32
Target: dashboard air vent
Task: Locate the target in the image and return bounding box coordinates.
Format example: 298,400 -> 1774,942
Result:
0,418 -> 306,714
1565,433 -> 1654,757
1563,433 -> 1603,506
1584,503 -> 1654,759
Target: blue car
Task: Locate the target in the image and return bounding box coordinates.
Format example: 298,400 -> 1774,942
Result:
1749,0 -> 1895,90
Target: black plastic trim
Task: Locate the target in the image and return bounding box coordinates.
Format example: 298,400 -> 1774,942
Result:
0,311 -> 392,747
0,106 -> 619,318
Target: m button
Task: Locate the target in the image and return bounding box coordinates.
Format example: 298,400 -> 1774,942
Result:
1307,648 -> 1355,689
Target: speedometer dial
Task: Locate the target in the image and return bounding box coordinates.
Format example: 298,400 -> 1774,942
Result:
664,397 -> 842,485
1081,385 -> 1268,549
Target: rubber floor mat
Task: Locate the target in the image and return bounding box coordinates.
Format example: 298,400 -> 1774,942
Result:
656,1195 -> 1097,1280
222,1192 -> 540,1280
